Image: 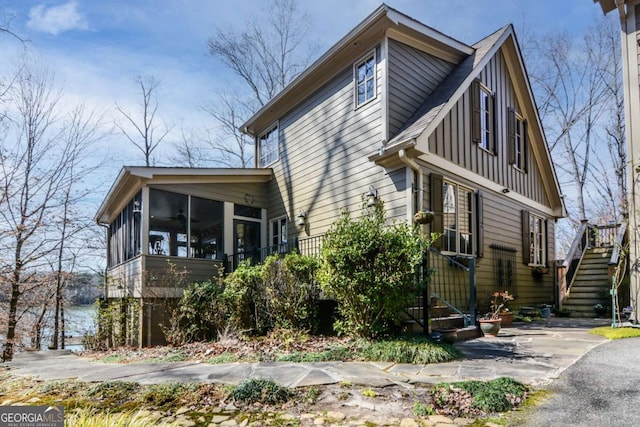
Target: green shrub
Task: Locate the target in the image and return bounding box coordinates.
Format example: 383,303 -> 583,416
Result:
224,253 -> 321,336
320,202 -> 433,338
161,279 -> 228,344
356,337 -> 460,364
262,252 -> 321,330
445,377 -> 529,413
230,378 -> 291,405
224,261 -> 268,334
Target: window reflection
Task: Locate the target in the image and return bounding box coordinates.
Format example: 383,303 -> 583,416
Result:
149,190 -> 188,257
147,189 -> 224,259
190,196 -> 224,259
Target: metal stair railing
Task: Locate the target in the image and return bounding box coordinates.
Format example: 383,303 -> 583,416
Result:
419,247 -> 476,329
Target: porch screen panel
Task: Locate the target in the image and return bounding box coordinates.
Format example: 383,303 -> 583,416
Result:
149,189 -> 188,257
190,196 -> 224,259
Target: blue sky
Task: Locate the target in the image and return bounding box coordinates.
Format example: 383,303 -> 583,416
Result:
1,0 -> 606,173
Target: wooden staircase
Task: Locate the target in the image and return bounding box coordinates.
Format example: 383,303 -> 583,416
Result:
563,247 -> 612,318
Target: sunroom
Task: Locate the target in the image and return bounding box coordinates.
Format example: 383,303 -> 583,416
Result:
95,167 -> 273,301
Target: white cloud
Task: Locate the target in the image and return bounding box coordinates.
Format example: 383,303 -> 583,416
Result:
27,2 -> 89,36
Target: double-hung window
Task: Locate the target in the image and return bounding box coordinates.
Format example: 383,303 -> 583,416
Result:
270,217 -> 288,252
529,213 -> 544,266
354,52 -> 376,107
508,108 -> 527,171
471,79 -> 494,153
522,210 -> 546,266
442,180 -> 474,256
259,124 -> 279,167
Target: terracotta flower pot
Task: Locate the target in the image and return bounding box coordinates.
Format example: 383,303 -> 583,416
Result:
499,311 -> 514,327
479,318 -> 502,337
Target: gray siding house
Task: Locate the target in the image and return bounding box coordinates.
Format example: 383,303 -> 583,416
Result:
96,4 -> 565,346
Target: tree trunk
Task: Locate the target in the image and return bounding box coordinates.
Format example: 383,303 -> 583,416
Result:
3,283 -> 20,361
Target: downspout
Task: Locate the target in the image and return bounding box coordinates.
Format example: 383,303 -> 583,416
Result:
398,147 -> 423,212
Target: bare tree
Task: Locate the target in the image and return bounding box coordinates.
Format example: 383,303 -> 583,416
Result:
208,0 -> 315,107
201,93 -> 254,168
0,62 -> 104,360
170,123 -> 206,167
115,76 -> 173,167
51,106 -> 106,349
178,0 -> 318,168
530,25 -> 610,222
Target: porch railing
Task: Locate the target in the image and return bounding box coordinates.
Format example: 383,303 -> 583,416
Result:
224,234 -> 324,273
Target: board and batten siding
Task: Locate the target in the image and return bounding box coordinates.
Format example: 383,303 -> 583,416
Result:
427,50 -> 549,206
387,38 -> 456,138
265,45 -> 408,238
419,162 -> 555,308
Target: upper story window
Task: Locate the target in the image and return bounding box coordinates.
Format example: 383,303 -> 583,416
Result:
471,79 -> 494,153
508,108 -> 528,172
259,124 -> 279,167
355,52 -> 376,107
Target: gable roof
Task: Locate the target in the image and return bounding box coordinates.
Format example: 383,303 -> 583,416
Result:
241,4 -> 473,136
384,26 -> 509,148
372,25 -> 565,216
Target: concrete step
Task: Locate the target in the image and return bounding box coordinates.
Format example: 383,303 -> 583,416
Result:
431,315 -> 466,330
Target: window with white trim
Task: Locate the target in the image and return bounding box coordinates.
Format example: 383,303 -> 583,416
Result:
442,180 -> 474,256
529,213 -> 545,266
354,52 -> 376,107
270,217 -> 287,247
259,124 -> 279,167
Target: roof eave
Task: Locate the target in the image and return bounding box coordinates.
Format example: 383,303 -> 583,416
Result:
94,167 -> 273,224
241,5 -> 473,135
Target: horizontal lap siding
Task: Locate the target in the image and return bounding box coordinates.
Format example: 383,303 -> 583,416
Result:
106,257 -> 142,297
387,39 -> 455,138
419,161 -> 555,308
429,51 -> 549,206
149,182 -> 268,207
267,45 -> 407,237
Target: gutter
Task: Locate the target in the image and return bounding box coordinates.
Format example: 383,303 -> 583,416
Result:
398,147 -> 423,212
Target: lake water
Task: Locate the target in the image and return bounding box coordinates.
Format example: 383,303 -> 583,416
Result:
0,305 -> 97,352
43,304 -> 97,351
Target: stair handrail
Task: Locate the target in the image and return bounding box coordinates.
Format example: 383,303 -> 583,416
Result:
608,221 -> 627,266
562,221 -> 590,292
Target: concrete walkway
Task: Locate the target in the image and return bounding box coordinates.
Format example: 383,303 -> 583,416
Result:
2,319 -> 609,388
